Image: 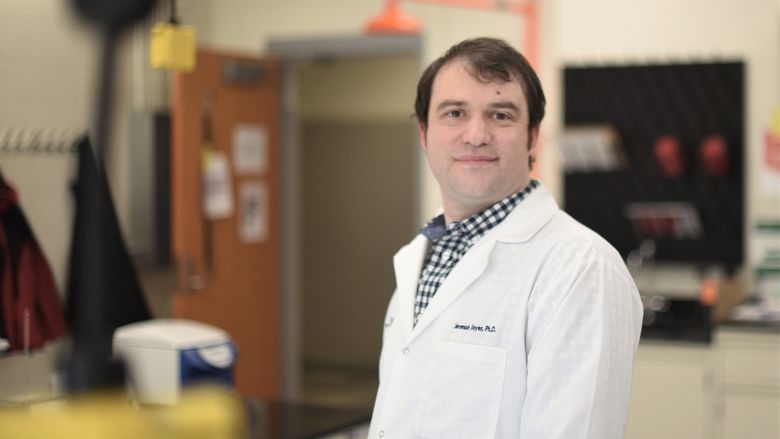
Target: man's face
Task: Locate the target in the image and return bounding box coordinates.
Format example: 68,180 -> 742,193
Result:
419,59 -> 538,222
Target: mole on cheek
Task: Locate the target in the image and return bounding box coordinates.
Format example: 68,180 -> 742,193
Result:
496,91 -> 501,95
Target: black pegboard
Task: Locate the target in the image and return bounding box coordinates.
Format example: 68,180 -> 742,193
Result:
563,62 -> 744,269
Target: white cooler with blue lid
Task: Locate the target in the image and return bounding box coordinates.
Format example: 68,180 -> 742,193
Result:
113,319 -> 238,404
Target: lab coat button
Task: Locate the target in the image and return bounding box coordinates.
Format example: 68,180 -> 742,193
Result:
379,431 -> 384,438
402,347 -> 410,355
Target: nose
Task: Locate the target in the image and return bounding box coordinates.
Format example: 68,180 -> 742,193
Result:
462,117 -> 490,146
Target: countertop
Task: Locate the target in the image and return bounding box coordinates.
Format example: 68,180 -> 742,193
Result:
717,319 -> 780,333
639,318 -> 780,346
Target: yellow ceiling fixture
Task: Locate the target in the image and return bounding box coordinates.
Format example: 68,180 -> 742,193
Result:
150,0 -> 196,72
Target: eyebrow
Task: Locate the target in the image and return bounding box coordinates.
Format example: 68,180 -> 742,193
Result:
435,100 -> 521,112
436,100 -> 466,111
489,101 -> 520,111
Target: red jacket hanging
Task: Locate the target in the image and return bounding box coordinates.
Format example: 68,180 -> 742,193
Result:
0,175 -> 68,351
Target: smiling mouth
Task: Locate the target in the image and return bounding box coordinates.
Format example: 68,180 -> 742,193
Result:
455,155 -> 497,164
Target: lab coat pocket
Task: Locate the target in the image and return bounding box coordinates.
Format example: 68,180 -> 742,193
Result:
415,341 -> 507,439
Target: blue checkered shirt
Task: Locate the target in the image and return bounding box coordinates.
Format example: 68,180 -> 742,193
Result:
413,180 -> 540,326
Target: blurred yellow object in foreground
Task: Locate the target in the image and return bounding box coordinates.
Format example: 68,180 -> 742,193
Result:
151,22 -> 196,72
0,386 -> 246,439
772,107 -> 780,137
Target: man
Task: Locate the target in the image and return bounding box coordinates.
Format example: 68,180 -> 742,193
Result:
368,38 -> 643,438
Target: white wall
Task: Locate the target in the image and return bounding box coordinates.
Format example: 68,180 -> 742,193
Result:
0,1 -> 93,290
297,57 -> 419,121
0,1 -> 142,291
181,0 -> 379,52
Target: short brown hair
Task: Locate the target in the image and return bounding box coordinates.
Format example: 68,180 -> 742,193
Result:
414,37 -> 546,131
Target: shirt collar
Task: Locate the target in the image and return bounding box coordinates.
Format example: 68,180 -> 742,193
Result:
421,180 -> 540,243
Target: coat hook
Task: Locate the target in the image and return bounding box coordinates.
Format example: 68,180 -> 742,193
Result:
43,129 -> 56,153
14,130 -> 26,153
29,130 -> 42,153
0,130 -> 11,152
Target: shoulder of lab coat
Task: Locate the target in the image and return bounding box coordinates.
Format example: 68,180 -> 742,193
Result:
492,183 -> 560,243
518,205 -> 643,438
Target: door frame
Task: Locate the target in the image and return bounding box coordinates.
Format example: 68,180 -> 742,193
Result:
268,34 -> 423,399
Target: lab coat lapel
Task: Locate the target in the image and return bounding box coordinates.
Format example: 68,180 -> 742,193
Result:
410,236 -> 496,339
408,185 -> 559,341
493,185 -> 559,243
392,234 -> 428,341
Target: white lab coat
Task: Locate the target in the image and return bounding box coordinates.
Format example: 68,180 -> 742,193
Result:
368,184 -> 643,439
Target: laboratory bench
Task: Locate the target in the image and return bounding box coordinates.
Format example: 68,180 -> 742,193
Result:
639,297 -> 713,344
628,321 -> 780,439
717,319 -> 780,333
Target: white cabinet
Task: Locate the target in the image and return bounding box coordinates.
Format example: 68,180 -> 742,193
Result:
626,342 -> 713,439
714,328 -> 780,439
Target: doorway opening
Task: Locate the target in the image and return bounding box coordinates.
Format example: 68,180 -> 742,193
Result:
271,35 -> 422,408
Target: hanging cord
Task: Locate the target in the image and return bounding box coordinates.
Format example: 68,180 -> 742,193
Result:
169,0 -> 180,25
65,0 -> 157,395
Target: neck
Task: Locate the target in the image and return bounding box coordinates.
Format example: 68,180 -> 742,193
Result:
442,181 -> 532,225
442,198 -> 496,225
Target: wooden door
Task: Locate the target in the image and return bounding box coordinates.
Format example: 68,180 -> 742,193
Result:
171,49 -> 280,398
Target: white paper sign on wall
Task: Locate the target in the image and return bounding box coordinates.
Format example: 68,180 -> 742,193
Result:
232,124 -> 268,175
239,181 -> 268,243
202,150 -> 233,220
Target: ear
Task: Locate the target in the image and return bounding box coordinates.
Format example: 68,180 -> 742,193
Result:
418,121 -> 428,150
528,125 -> 540,155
